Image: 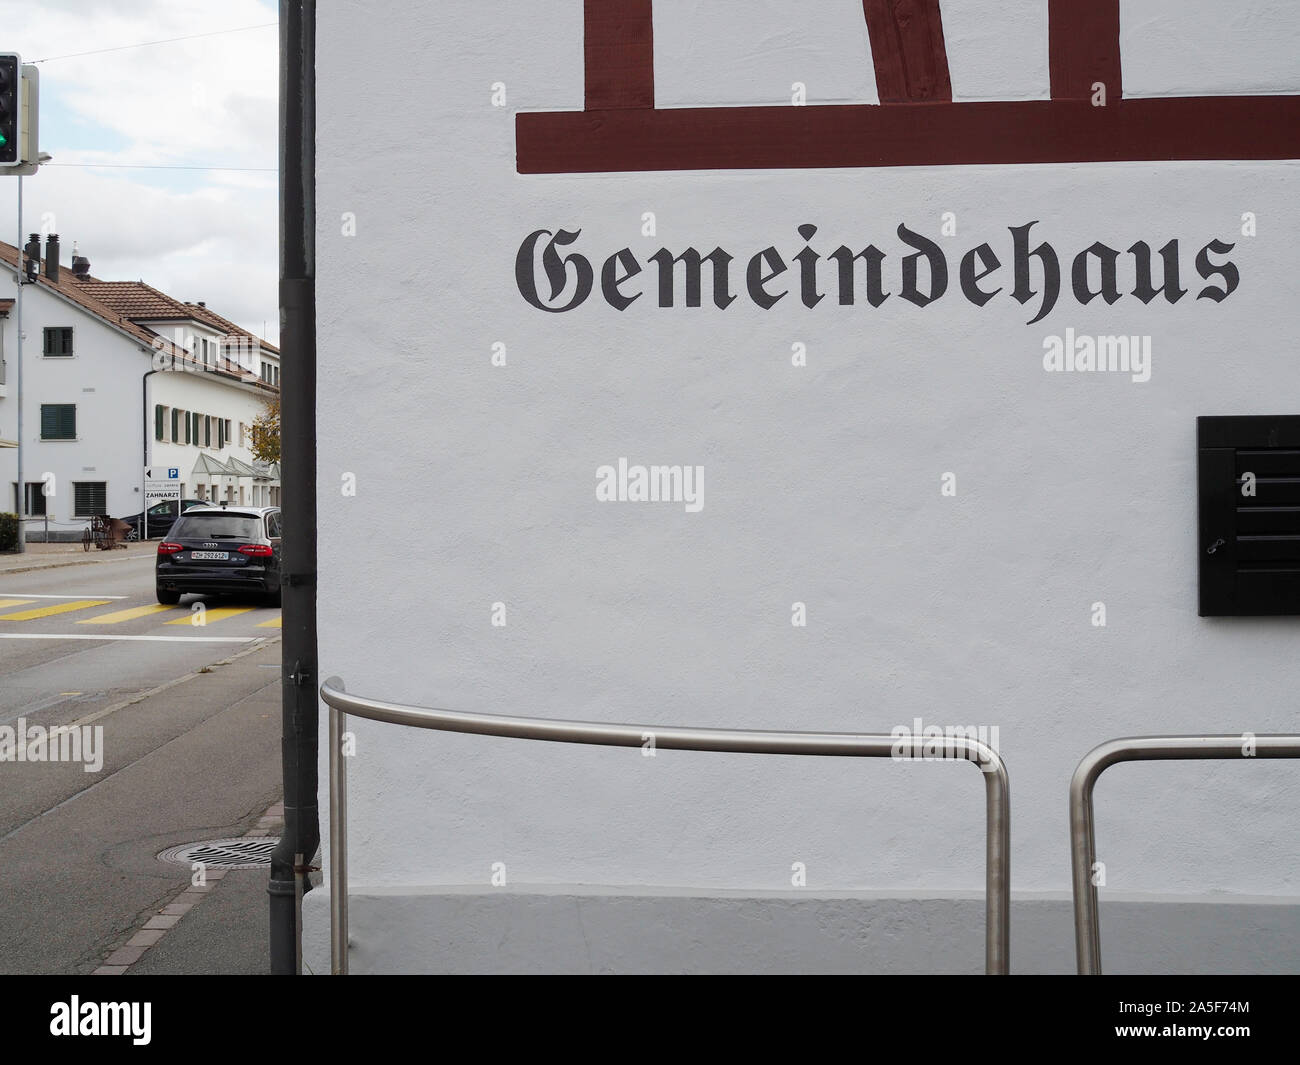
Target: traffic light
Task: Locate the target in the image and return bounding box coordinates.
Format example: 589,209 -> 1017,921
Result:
0,53 -> 19,166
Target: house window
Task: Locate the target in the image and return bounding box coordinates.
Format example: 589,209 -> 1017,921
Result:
12,482 -> 47,517
40,404 -> 77,440
43,327 -> 74,357
273,366 -> 280,387
72,481 -> 107,518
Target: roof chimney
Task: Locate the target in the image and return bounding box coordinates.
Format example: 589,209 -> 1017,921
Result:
44,234 -> 59,283
23,234 -> 40,283
71,254 -> 91,279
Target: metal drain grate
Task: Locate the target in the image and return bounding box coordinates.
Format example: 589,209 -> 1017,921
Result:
158,837 -> 277,868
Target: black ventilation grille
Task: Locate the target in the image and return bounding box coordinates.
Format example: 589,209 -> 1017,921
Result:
1199,415 -> 1300,616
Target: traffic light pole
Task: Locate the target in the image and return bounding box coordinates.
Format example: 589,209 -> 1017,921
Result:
13,172 -> 23,553
270,0 -> 319,975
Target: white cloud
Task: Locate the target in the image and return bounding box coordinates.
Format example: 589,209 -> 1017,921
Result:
0,0 -> 280,343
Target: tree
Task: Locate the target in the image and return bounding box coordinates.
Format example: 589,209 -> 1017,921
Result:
250,396 -> 281,464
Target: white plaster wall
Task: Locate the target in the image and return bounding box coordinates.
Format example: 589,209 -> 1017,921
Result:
939,0 -> 1049,101
315,1 -> 1300,906
1121,0 -> 1300,98
653,0 -> 880,106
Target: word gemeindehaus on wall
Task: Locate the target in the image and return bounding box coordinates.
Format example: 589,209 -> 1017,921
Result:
517,222 -> 1239,324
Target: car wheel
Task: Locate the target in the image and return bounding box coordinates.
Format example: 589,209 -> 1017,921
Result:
156,587 -> 181,605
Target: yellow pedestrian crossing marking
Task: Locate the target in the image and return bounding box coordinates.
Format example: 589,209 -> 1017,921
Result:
0,599 -> 112,621
257,617 -> 282,628
78,604 -> 178,625
0,599 -> 37,610
165,606 -> 255,626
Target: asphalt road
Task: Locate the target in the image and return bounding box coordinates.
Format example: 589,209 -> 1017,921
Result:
0,556 -> 280,729
0,556 -> 284,973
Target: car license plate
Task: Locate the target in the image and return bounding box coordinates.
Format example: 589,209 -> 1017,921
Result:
190,550 -> 229,561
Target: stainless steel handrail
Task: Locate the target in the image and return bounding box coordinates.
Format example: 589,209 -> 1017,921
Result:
1070,734 -> 1300,975
319,676 -> 1011,975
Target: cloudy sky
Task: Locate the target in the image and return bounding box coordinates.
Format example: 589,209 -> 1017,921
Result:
1,0 -> 279,344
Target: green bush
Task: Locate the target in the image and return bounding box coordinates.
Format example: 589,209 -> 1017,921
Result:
0,511 -> 17,552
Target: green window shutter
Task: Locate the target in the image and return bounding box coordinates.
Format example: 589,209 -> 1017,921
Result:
155,405 -> 164,441
217,419 -> 224,450
205,417 -> 211,447
171,409 -> 180,441
42,328 -> 72,356
184,412 -> 191,444
41,404 -> 76,440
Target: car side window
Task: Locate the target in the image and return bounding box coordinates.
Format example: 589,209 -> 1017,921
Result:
266,512 -> 282,538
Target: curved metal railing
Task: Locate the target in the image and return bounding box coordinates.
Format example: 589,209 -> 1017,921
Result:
319,677 -> 1011,975
1070,734 -> 1300,974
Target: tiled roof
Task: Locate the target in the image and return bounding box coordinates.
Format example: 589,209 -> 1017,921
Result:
73,280 -> 192,320
74,279 -> 279,355
0,240 -> 279,389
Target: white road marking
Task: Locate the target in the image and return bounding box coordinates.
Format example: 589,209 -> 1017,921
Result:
0,633 -> 263,643
0,592 -> 130,600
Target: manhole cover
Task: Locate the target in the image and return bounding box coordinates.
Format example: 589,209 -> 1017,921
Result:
158,838 -> 277,868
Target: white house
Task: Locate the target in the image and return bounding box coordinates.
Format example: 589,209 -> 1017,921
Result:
305,0 -> 1300,974
0,235 -> 279,540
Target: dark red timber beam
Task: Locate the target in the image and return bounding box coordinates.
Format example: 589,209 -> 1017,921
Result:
861,0 -> 952,102
518,96 -> 1300,172
518,0 -> 1300,173
585,0 -> 655,110
1049,0 -> 1121,100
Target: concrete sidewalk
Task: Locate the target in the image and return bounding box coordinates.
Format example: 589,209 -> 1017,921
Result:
0,540 -> 158,576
